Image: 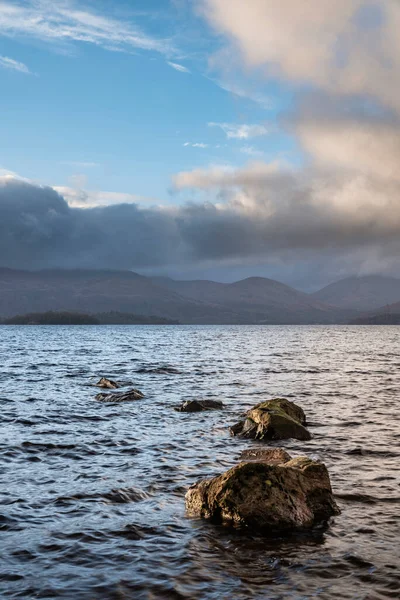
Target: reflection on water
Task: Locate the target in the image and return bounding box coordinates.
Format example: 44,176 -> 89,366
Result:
0,325 -> 399,599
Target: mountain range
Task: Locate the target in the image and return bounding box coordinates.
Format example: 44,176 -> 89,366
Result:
1,268 -> 400,324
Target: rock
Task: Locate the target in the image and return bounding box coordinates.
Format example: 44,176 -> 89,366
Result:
252,398 -> 307,425
239,448 -> 292,464
185,456 -> 340,533
177,400 -> 224,412
230,398 -> 311,441
95,377 -> 120,389
136,366 -> 181,375
95,388 -> 144,402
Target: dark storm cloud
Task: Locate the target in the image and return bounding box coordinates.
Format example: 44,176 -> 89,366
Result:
2,174 -> 400,282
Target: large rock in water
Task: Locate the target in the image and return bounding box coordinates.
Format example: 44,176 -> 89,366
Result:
230,398 -> 311,441
176,400 -> 224,412
95,377 -> 120,389
95,388 -> 144,402
185,455 -> 340,532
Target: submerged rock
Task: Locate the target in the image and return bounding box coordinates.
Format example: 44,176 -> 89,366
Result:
136,366 -> 181,375
239,447 -> 292,464
95,388 -> 144,402
230,398 -> 311,441
185,456 -> 340,532
95,377 -> 120,389
177,399 -> 224,412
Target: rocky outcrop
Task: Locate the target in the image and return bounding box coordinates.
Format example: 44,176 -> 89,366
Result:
176,400 -> 224,412
230,398 -> 311,441
95,388 -> 144,402
185,455 -> 340,532
95,377 -> 120,389
239,447 -> 292,464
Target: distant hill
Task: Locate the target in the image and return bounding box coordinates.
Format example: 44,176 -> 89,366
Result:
3,311 -> 100,325
2,310 -> 179,325
350,298 -> 400,324
311,275 -> 400,311
0,267 -> 354,324
0,268 -> 242,324
351,313 -> 400,325
153,275 -> 353,324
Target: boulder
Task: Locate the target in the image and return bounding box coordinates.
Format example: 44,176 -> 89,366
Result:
230,398 -> 311,441
177,400 -> 224,412
251,398 -> 306,425
185,456 -> 340,532
95,388 -> 144,402
95,377 -> 120,389
239,447 -> 292,464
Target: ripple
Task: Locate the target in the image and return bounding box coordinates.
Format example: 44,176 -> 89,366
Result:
0,324 -> 399,599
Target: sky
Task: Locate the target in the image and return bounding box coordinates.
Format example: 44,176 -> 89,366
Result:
1,0 -> 400,290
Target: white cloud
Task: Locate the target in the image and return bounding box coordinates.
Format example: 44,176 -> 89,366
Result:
210,78 -> 273,110
167,61 -> 190,73
295,116 -> 400,182
183,142 -> 209,148
0,0 -> 174,56
208,122 -> 269,139
53,185 -> 152,208
202,0 -> 400,113
0,55 -> 31,74
240,145 -> 264,157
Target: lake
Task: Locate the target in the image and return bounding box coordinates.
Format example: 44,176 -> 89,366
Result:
0,325 -> 399,599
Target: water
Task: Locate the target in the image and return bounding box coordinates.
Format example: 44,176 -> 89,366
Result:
0,325 -> 399,600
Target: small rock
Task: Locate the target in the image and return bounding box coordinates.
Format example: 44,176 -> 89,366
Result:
185,456 -> 340,533
230,398 -> 311,441
95,388 -> 144,402
177,400 -> 224,412
239,448 -> 292,464
95,377 -> 120,389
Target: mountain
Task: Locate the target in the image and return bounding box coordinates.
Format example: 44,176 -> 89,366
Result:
0,268 -> 243,324
153,275 -> 352,324
311,275 -> 400,311
350,299 -> 400,324
0,268 -> 351,325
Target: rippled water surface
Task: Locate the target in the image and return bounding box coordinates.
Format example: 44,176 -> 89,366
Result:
0,325 -> 399,599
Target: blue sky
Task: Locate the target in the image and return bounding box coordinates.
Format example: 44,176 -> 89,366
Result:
0,0 -> 296,203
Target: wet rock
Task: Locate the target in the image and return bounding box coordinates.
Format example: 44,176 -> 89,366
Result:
95,388 -> 144,402
136,366 -> 181,375
185,456 -> 340,532
250,398 -> 306,425
176,400 -> 224,412
95,377 -> 120,389
230,398 -> 311,441
239,448 -> 292,464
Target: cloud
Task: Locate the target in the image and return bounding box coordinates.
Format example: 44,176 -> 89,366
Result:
0,55 -> 31,74
201,0 -> 400,113
208,122 -> 269,139
240,146 -> 264,157
211,79 -> 273,110
167,61 -> 190,73
183,142 -> 209,148
2,156 -> 400,280
54,185 -> 152,209
0,0 -> 174,57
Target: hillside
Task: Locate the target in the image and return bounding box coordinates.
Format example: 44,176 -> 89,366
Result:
350,299 -> 400,324
153,276 -> 352,324
0,268 -> 242,324
0,268 -> 352,325
312,275 -> 400,311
